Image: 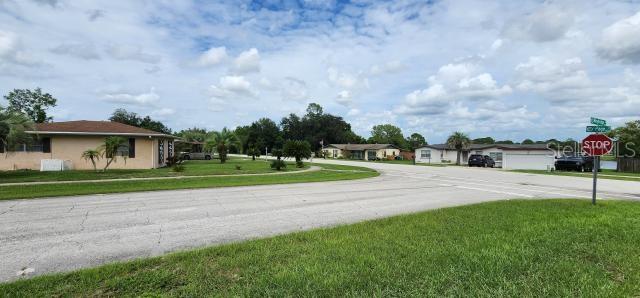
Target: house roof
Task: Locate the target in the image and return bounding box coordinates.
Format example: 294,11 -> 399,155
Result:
419,143 -> 550,151
325,143 -> 399,150
27,121 -> 177,138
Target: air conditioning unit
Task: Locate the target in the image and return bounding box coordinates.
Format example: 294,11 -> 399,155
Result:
40,159 -> 73,171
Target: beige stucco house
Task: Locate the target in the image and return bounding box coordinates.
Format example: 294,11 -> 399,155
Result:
0,120 -> 178,171
322,144 -> 401,160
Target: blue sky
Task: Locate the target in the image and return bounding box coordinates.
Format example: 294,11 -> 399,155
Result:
1,0 -> 639,143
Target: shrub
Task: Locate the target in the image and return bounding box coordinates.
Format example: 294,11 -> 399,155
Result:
235,165 -> 242,170
271,159 -> 287,171
172,164 -> 185,172
283,140 -> 312,168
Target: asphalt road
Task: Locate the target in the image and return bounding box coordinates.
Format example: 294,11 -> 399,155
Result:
1,159 -> 639,282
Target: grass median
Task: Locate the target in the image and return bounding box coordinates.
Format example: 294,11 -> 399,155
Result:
2,199 -> 640,296
0,163 -> 378,200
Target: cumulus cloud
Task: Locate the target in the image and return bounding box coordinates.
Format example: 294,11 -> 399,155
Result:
101,88 -> 160,106
336,90 -> 352,106
232,48 -> 260,73
197,46 -> 227,66
0,30 -> 41,66
397,62 -> 511,115
209,75 -> 256,99
106,44 -> 161,64
502,6 -> 573,42
596,11 -> 640,64
514,56 -> 595,102
50,42 -> 100,60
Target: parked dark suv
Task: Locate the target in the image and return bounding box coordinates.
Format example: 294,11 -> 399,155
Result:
468,154 -> 495,168
554,155 -> 595,172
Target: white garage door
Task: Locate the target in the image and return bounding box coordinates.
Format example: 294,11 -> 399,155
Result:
503,153 -> 554,170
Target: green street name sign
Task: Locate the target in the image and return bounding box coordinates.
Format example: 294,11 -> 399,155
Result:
586,125 -> 611,133
590,117 -> 607,126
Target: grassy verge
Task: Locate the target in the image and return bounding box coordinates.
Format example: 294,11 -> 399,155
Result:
0,164 -> 377,200
3,199 -> 640,296
512,169 -> 640,182
0,158 -> 305,183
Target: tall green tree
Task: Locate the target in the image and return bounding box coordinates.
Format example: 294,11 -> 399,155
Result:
283,140 -> 312,168
4,88 -> 57,123
472,137 -> 495,144
609,120 -> 640,157
369,124 -> 406,148
109,109 -> 172,134
446,131 -> 471,165
406,133 -> 427,151
0,106 -> 33,152
177,127 -> 207,142
522,139 -> 535,144
247,118 -> 281,154
280,103 -> 363,152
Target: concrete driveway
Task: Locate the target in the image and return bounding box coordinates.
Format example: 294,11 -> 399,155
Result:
1,159 -> 639,282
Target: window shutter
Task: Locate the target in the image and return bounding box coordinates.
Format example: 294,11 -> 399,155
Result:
128,138 -> 136,158
0,141 -> 4,153
42,137 -> 51,153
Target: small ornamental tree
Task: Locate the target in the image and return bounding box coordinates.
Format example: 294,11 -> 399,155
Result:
217,142 -> 228,163
99,136 -> 127,171
247,146 -> 261,160
270,148 -> 286,171
283,140 -> 311,168
81,149 -> 101,171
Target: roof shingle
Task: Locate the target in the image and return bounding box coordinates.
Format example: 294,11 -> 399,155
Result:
30,121 -> 173,137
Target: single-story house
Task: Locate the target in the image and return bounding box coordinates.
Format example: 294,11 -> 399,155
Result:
322,144 -> 401,160
0,120 -> 179,171
415,143 -> 556,170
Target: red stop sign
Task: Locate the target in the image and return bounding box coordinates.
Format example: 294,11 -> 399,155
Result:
582,134 -> 613,156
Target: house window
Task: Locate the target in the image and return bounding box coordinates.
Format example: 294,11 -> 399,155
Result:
421,150 -> 431,159
128,138 -> 136,158
116,144 -> 130,157
8,137 -> 50,153
489,152 -> 503,161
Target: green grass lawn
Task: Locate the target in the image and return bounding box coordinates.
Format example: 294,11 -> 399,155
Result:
0,163 -> 378,200
0,158 -> 304,183
3,199 -> 639,296
513,169 -> 640,181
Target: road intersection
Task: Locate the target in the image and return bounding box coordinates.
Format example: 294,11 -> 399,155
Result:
1,159 -> 638,282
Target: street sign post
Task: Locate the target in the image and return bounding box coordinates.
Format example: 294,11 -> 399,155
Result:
590,117 -> 607,126
586,125 -> 611,133
582,133 -> 614,205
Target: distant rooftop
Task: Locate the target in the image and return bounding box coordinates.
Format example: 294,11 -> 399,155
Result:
324,144 -> 399,150
420,143 -> 550,151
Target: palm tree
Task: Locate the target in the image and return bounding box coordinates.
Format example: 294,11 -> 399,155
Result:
446,131 -> 471,165
0,107 -> 33,152
205,127 -> 239,163
99,136 -> 127,171
81,149 -> 101,171
283,140 -> 312,168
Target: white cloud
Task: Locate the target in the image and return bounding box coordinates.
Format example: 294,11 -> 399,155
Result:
197,46 -> 227,66
209,75 -> 256,100
101,88 -> 160,106
597,11 -> 640,64
106,44 -> 161,64
0,30 -> 41,66
514,56 -> 593,101
232,48 -> 260,73
398,61 -> 511,115
370,61 -> 405,75
50,42 -> 100,60
502,6 -> 573,42
280,77 -> 307,102
336,90 -> 352,106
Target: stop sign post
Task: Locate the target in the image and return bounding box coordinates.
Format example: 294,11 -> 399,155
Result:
582,133 -> 613,205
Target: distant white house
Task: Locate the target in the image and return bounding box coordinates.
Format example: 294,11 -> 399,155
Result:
415,143 -> 556,170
